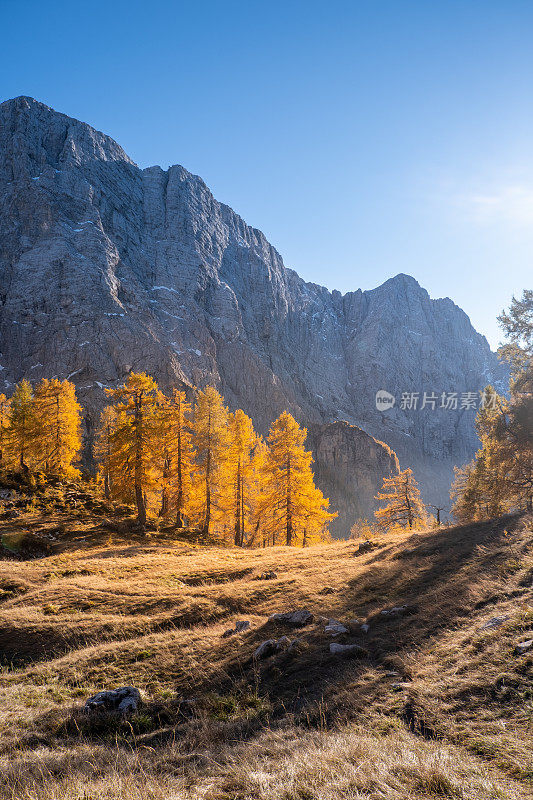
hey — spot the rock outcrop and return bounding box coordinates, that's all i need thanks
[0,96,507,533]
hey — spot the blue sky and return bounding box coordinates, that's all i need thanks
[2,0,532,349]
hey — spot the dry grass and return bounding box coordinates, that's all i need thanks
[0,497,532,799]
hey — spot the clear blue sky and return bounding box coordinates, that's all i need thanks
[2,0,532,349]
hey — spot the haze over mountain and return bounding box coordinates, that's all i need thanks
[0,96,506,534]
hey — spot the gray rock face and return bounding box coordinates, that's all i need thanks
[0,97,507,531]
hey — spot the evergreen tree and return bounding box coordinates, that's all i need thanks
[104,373,160,528]
[374,468,426,530]
[190,387,229,535]
[32,378,82,477]
[261,412,335,546]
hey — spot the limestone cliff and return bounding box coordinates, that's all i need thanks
[0,97,506,534]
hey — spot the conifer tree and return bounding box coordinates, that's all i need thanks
[157,389,195,525]
[261,412,335,546]
[94,405,117,499]
[374,468,425,530]
[190,387,229,535]
[7,380,36,472]
[0,394,10,467]
[32,378,82,477]
[104,373,160,528]
[226,408,257,546]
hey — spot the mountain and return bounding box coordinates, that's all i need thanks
[0,96,506,534]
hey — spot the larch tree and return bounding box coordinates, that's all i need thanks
[94,405,117,499]
[374,468,426,530]
[0,394,10,467]
[158,389,195,525]
[32,378,82,477]
[261,412,335,546]
[190,387,229,536]
[7,380,36,472]
[104,373,160,529]
[226,408,258,546]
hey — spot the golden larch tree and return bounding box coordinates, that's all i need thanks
[262,412,335,546]
[158,389,195,525]
[190,387,229,536]
[374,468,425,530]
[32,378,82,477]
[104,373,160,529]
[6,379,36,472]
[94,405,117,499]
[225,408,258,546]
[0,394,10,467]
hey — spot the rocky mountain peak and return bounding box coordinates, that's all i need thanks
[0,97,507,533]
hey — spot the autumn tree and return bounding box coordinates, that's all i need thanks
[261,412,335,546]
[6,380,36,472]
[225,409,258,546]
[0,394,10,467]
[452,291,533,520]
[158,389,195,525]
[104,373,160,528]
[374,468,426,530]
[32,379,82,477]
[94,405,117,499]
[190,387,229,536]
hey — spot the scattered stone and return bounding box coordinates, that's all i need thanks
[254,636,294,660]
[320,586,335,595]
[356,541,375,554]
[361,623,370,634]
[222,620,251,637]
[258,571,277,580]
[381,605,408,615]
[480,616,509,630]
[391,682,411,691]
[324,619,349,636]
[386,671,400,677]
[254,639,278,660]
[84,686,141,715]
[288,638,303,654]
[329,643,367,658]
[514,639,533,655]
[268,609,314,627]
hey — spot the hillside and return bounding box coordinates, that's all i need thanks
[0,96,507,517]
[0,494,531,799]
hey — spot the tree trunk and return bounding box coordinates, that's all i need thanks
[160,452,170,517]
[286,454,293,546]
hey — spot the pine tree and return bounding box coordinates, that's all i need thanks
[261,412,335,546]
[7,380,36,472]
[32,379,82,477]
[190,387,229,535]
[374,468,426,530]
[104,373,160,528]
[157,389,195,525]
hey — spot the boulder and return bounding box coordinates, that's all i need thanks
[268,609,314,627]
[330,643,367,658]
[84,686,141,715]
[254,636,295,660]
[235,620,251,632]
[361,623,370,634]
[324,619,349,636]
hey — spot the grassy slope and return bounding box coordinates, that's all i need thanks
[0,498,531,800]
